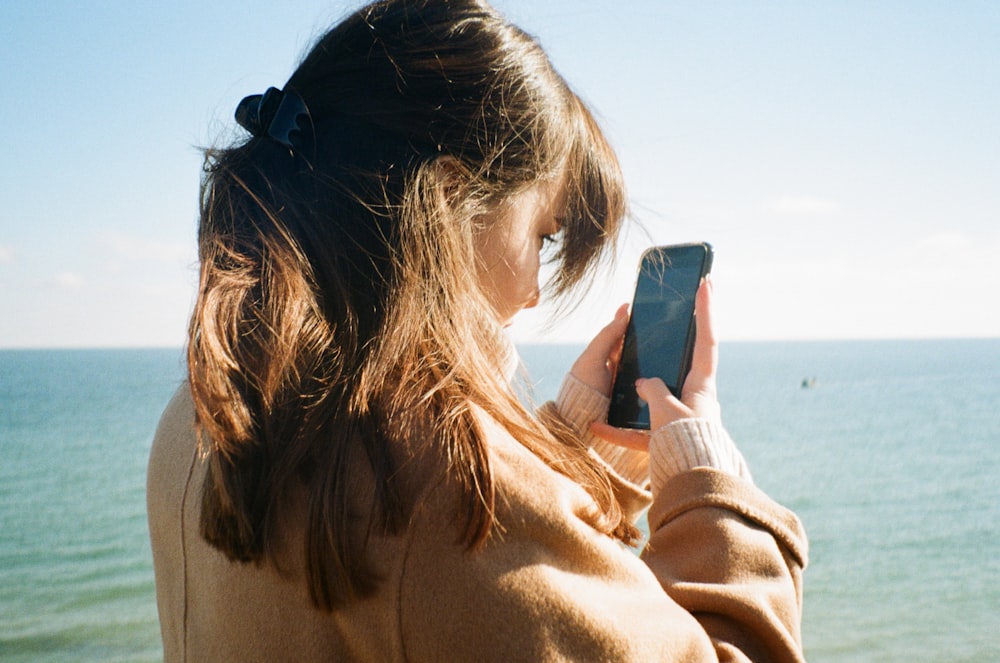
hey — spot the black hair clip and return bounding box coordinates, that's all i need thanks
[235,87,311,151]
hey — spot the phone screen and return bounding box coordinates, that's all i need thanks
[607,243,713,429]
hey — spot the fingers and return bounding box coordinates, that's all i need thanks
[686,277,718,388]
[587,303,629,358]
[636,377,692,430]
[569,303,629,395]
[589,421,651,452]
[670,278,723,421]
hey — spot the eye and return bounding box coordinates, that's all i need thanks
[539,232,560,263]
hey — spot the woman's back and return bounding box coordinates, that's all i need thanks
[150,383,756,662]
[148,385,405,660]
[150,380,807,661]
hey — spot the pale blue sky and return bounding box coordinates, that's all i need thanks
[1,1,997,347]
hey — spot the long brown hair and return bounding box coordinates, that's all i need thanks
[189,0,630,610]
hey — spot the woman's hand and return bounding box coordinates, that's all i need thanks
[569,303,630,397]
[590,277,721,451]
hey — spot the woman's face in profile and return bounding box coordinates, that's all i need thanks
[475,180,564,326]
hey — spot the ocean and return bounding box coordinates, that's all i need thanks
[1,340,998,661]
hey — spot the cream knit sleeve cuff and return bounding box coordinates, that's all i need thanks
[649,418,752,495]
[555,373,609,436]
[555,374,650,489]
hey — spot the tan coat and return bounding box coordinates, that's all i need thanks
[148,384,807,661]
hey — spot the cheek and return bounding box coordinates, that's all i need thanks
[485,240,541,322]
[510,241,541,294]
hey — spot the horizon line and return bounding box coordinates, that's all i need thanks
[2,335,999,351]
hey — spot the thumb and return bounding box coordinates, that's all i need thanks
[636,377,693,430]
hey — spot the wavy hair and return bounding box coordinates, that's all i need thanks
[189,0,630,610]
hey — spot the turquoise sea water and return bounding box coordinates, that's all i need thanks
[1,340,998,661]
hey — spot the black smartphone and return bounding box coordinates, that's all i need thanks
[606,242,714,429]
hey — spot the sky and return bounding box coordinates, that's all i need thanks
[1,1,998,347]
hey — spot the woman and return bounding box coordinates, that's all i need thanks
[147,0,807,660]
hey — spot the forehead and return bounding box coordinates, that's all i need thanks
[505,175,567,217]
[501,179,564,228]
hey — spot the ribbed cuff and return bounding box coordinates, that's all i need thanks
[555,373,610,436]
[555,374,650,489]
[649,418,752,494]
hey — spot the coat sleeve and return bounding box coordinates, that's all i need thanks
[396,414,807,662]
[644,469,808,662]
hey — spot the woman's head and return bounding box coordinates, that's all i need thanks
[190,0,632,609]
[231,0,620,317]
